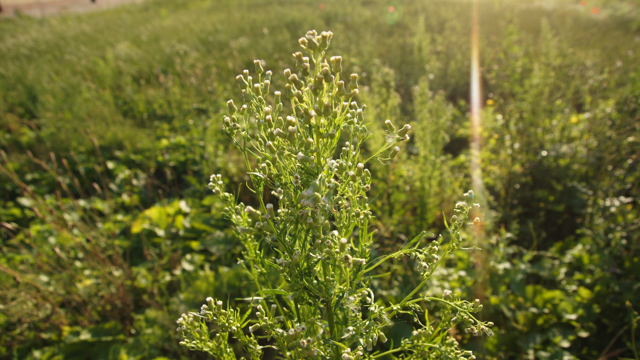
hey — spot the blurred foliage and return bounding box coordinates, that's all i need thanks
[0,0,639,359]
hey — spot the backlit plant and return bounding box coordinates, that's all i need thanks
[177,30,492,359]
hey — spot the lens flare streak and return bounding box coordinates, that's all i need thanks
[470,0,483,198]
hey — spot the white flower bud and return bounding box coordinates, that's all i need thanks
[389,146,401,159]
[249,324,261,333]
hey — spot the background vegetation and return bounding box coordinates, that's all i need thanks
[0,0,638,359]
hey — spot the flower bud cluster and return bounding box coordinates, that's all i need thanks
[298,30,333,53]
[410,239,440,276]
[341,347,365,360]
[464,322,494,337]
[446,192,477,250]
[402,328,479,360]
[207,174,223,193]
[176,298,260,356]
[385,119,412,143]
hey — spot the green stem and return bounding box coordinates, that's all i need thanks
[322,263,336,333]
[321,261,338,358]
[388,278,429,319]
[372,347,405,359]
[404,297,482,324]
[386,241,456,319]
[326,299,336,339]
[363,141,395,164]
[361,250,412,275]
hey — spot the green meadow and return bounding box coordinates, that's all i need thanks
[0,0,639,359]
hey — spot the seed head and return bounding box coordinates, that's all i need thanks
[249,324,261,333]
[330,56,343,73]
[398,124,412,137]
[389,146,401,159]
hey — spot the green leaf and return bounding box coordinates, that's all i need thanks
[240,307,252,326]
[257,289,289,296]
[131,218,144,234]
[143,206,168,229]
[191,221,217,232]
[577,286,593,302]
[174,214,185,229]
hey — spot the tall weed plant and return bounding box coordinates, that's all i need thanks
[177,31,491,359]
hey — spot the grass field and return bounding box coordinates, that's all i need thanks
[0,0,639,359]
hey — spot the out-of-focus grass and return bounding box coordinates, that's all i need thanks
[1,0,639,359]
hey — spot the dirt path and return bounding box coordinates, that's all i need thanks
[0,0,143,17]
